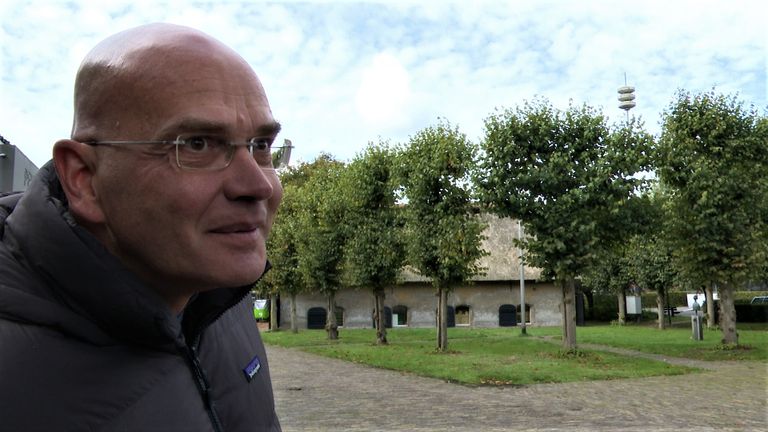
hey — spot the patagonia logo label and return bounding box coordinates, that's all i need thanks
[243,355,261,382]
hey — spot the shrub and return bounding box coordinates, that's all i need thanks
[640,291,687,307]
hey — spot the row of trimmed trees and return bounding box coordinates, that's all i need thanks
[259,89,767,349]
[258,124,487,351]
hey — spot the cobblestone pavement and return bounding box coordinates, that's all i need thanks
[267,343,767,432]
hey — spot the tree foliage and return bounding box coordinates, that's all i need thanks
[259,181,304,332]
[625,188,678,329]
[580,245,634,297]
[580,243,634,324]
[477,99,654,348]
[260,89,766,346]
[292,154,348,339]
[626,189,677,296]
[657,90,768,344]
[396,120,487,351]
[339,142,405,344]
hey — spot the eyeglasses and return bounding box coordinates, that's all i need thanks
[84,135,293,171]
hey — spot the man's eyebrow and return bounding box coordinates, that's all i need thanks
[156,119,282,138]
[255,120,282,137]
[158,118,227,137]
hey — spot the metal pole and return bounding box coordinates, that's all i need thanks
[519,220,526,335]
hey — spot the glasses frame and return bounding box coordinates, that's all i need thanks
[83,137,293,171]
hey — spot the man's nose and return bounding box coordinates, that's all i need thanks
[223,145,275,201]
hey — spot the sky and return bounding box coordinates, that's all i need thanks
[1,0,766,168]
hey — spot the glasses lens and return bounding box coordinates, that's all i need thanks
[175,136,291,170]
[176,136,231,169]
[248,137,276,169]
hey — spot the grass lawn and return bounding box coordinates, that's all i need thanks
[262,327,704,386]
[563,321,768,361]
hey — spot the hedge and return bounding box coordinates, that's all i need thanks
[638,290,768,306]
[735,290,768,304]
[734,304,768,322]
[585,291,768,323]
[640,291,687,307]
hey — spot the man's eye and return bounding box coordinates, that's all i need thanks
[184,137,211,152]
[179,136,227,152]
[248,137,273,151]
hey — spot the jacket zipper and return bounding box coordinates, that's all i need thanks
[186,345,224,432]
[183,286,256,432]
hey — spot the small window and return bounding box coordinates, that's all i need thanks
[335,306,344,328]
[499,304,517,327]
[392,305,408,326]
[516,304,532,324]
[307,307,326,329]
[455,305,471,326]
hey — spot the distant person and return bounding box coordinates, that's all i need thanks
[0,23,288,431]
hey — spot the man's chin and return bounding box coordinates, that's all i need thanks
[218,260,267,287]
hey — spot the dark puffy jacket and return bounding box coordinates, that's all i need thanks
[0,162,281,432]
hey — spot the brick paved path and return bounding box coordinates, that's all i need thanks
[267,344,767,432]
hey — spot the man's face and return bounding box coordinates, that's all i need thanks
[88,41,282,305]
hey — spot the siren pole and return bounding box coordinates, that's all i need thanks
[617,73,636,123]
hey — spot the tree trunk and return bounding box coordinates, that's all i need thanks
[436,286,448,352]
[562,279,577,350]
[718,282,738,345]
[616,288,626,325]
[374,288,388,345]
[269,293,279,331]
[326,292,339,340]
[705,284,716,329]
[435,290,441,349]
[656,289,666,330]
[290,292,298,334]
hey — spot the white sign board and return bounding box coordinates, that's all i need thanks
[626,296,642,314]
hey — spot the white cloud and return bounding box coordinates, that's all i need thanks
[355,53,412,129]
[0,0,765,168]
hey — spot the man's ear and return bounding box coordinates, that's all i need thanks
[52,139,106,225]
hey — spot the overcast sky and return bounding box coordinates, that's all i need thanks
[1,0,766,168]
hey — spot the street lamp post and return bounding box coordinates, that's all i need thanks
[518,220,526,335]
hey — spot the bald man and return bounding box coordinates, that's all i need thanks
[0,24,285,431]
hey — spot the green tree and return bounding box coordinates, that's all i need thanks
[260,158,340,333]
[658,90,768,345]
[477,99,653,349]
[258,181,304,333]
[625,188,678,330]
[580,244,634,325]
[339,142,405,345]
[396,121,487,352]
[293,154,348,340]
